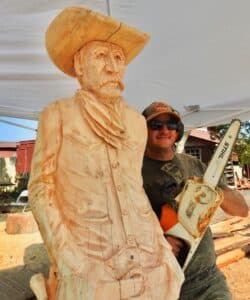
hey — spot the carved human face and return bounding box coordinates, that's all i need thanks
[74,41,126,100]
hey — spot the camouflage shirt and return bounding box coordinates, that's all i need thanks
[142,153,217,279]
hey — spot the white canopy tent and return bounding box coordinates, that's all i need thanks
[0,0,250,131]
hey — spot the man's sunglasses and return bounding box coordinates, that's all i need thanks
[148,119,179,131]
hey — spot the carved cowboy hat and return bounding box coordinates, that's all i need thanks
[45,6,150,77]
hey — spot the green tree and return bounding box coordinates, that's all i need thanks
[208,121,250,166]
[234,138,250,166]
[0,158,11,184]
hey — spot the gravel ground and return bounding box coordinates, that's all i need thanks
[0,209,249,300]
[222,256,250,300]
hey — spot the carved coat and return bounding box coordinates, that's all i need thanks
[28,90,184,300]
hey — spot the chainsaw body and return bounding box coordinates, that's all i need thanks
[176,178,222,238]
[163,119,241,270]
[165,178,222,270]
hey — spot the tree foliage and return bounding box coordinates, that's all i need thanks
[0,158,11,184]
[234,138,250,166]
[208,121,250,166]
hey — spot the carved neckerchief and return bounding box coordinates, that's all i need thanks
[75,89,127,149]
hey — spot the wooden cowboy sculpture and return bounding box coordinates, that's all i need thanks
[28,6,184,300]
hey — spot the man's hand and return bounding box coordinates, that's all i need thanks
[164,234,184,257]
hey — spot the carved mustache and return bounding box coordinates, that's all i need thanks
[99,79,124,90]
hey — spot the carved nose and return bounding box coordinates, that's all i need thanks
[105,54,118,73]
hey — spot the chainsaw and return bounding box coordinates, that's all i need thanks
[160,119,241,270]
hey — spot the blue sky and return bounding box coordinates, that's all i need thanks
[0,117,37,142]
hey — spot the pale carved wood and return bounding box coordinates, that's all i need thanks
[28,11,184,299]
[216,245,250,268]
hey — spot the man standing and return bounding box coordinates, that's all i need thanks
[142,101,248,300]
[28,7,184,300]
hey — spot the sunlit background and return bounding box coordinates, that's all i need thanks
[0,117,37,142]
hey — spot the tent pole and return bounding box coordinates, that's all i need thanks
[0,118,36,132]
[106,0,111,16]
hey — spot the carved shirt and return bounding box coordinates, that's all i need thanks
[28,91,184,299]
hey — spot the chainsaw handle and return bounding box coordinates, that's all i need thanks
[159,204,178,232]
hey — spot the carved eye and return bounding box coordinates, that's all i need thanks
[96,52,105,59]
[115,54,122,61]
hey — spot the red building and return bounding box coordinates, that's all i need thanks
[0,140,35,184]
[0,142,17,158]
[16,140,35,174]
